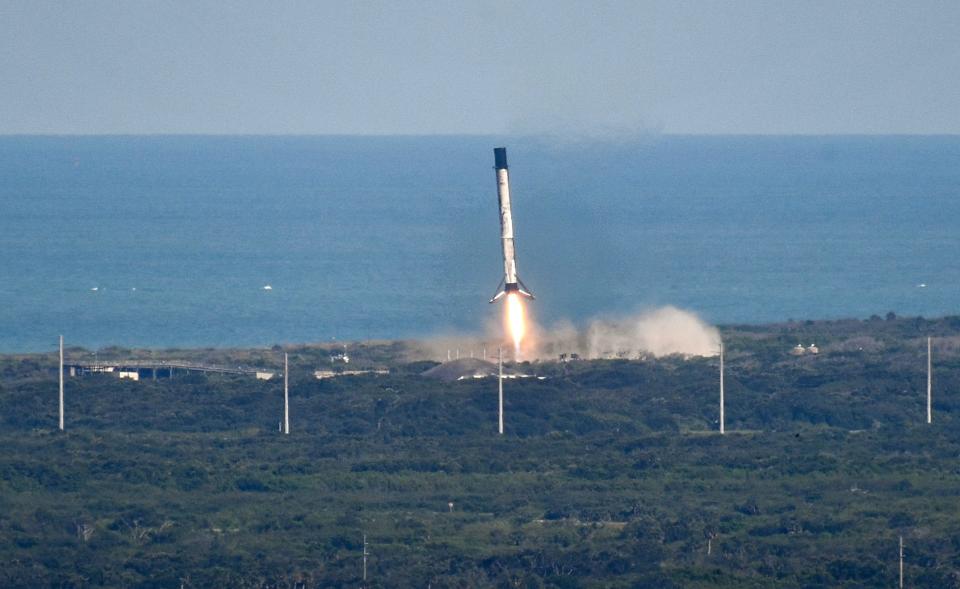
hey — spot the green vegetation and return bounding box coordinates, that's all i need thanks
[1,316,960,587]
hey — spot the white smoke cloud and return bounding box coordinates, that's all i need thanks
[588,306,720,358]
[418,306,720,362]
[529,306,720,360]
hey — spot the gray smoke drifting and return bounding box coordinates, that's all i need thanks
[531,306,721,360]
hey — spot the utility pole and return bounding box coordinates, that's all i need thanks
[899,535,904,588]
[927,337,932,424]
[498,346,504,435]
[283,353,290,435]
[719,341,725,435]
[362,533,368,584]
[59,335,64,431]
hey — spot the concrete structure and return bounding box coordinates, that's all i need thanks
[65,360,275,381]
[314,369,388,380]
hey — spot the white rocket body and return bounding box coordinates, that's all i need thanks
[490,147,534,303]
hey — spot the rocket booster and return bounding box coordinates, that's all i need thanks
[490,147,534,303]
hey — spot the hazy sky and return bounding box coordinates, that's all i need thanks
[2,1,959,135]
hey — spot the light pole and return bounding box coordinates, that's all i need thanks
[719,341,725,435]
[59,335,64,431]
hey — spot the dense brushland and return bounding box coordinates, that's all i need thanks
[2,315,960,587]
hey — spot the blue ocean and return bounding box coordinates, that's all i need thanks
[1,135,958,352]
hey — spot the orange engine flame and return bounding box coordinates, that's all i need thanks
[505,292,526,359]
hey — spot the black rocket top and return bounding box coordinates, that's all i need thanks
[494,147,508,170]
